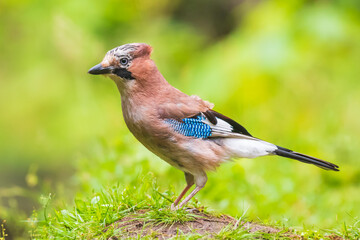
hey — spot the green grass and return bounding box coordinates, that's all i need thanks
[29,175,200,239]
[1,1,360,238]
[28,175,359,239]
[0,221,7,240]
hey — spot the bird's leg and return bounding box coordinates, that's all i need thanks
[171,172,194,210]
[175,172,207,210]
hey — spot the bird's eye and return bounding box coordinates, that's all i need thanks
[120,58,129,66]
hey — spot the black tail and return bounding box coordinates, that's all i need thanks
[274,146,339,171]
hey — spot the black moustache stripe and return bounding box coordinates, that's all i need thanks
[113,68,135,80]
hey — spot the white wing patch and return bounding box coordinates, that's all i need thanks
[200,113,255,140]
[200,112,277,158]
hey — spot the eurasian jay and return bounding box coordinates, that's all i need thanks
[88,43,339,210]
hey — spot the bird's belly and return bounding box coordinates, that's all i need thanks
[127,122,227,173]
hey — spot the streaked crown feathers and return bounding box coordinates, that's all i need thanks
[107,43,152,59]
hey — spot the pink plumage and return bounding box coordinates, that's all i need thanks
[88,43,339,210]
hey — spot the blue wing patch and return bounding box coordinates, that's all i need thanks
[165,115,212,138]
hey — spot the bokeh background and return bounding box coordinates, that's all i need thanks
[1,0,360,238]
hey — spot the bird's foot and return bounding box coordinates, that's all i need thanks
[184,207,198,213]
[170,204,197,213]
[170,203,178,211]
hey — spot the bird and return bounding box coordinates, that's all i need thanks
[88,43,339,210]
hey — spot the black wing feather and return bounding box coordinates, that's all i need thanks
[204,110,253,137]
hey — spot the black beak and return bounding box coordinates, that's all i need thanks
[88,63,112,75]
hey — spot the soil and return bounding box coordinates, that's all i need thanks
[104,209,298,239]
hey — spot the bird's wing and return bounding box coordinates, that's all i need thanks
[164,109,257,140]
[157,94,214,120]
[202,110,253,137]
[163,109,340,171]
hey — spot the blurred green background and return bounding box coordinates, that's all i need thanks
[1,0,360,238]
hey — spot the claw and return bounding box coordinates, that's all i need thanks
[170,203,178,211]
[185,208,198,213]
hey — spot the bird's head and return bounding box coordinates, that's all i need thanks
[88,43,156,89]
